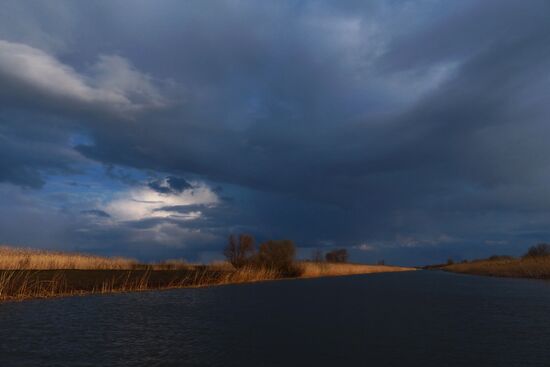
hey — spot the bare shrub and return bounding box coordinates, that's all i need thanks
[257,240,301,276]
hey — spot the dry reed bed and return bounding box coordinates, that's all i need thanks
[445,257,550,279]
[301,262,415,278]
[0,246,137,270]
[0,266,288,301]
[0,263,415,302]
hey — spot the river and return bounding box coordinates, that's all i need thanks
[1,270,549,366]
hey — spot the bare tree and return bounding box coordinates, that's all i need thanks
[223,234,256,268]
[311,249,324,263]
[325,249,348,263]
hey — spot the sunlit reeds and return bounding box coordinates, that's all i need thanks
[0,267,283,301]
[0,271,68,299]
[445,256,550,279]
[301,262,415,278]
[0,246,137,270]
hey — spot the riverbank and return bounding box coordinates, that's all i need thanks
[443,256,550,279]
[0,259,415,302]
[300,261,413,278]
[0,266,268,301]
[0,265,414,302]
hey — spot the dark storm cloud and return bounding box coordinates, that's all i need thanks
[154,204,204,214]
[81,209,111,218]
[0,111,84,188]
[148,176,193,195]
[1,0,550,263]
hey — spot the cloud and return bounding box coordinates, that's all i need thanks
[0,39,167,116]
[354,243,376,252]
[103,179,218,221]
[80,209,111,218]
[148,176,193,195]
[0,38,170,188]
[1,1,550,264]
[0,119,86,188]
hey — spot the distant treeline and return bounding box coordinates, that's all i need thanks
[223,234,350,276]
[311,248,349,263]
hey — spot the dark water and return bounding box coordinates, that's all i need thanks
[1,270,550,367]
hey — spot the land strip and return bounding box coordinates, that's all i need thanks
[443,256,550,279]
[0,246,414,301]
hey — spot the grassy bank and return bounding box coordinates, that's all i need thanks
[300,261,414,278]
[0,246,414,301]
[444,256,550,279]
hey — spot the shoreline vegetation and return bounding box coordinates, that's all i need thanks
[437,243,550,280]
[0,244,414,302]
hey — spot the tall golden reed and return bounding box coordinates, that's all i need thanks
[300,261,415,277]
[445,256,550,279]
[0,246,137,270]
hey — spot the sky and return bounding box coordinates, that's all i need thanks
[1,0,549,265]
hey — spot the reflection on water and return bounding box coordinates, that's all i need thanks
[1,271,550,367]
